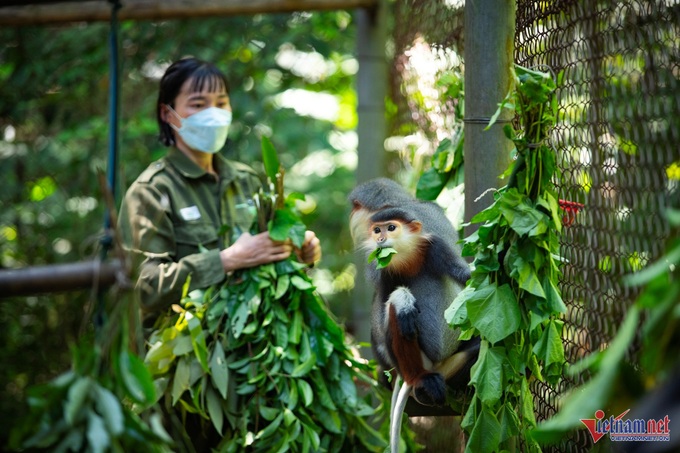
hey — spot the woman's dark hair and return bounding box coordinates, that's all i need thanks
[157,57,230,146]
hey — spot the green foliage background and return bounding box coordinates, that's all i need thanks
[0,12,363,447]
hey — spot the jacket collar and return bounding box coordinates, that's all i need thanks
[166,147,237,183]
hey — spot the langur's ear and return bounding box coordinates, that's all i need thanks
[408,220,423,234]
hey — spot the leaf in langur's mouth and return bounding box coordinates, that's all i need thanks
[368,247,398,269]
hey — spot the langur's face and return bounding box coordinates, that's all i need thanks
[370,222,402,247]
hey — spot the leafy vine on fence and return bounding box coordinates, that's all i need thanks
[446,65,565,453]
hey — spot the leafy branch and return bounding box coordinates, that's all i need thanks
[9,290,172,452]
[143,138,390,452]
[446,65,565,453]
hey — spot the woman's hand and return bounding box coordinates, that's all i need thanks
[220,231,293,273]
[295,230,322,266]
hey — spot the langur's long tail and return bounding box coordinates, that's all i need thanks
[390,380,412,453]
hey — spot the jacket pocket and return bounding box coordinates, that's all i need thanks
[174,221,219,259]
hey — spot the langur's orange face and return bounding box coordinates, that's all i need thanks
[370,222,403,247]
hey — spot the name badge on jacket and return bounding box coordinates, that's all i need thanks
[180,205,201,221]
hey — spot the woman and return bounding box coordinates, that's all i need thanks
[118,57,321,321]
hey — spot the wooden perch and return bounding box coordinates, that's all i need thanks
[0,259,126,297]
[0,0,378,26]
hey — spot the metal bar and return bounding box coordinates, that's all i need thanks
[463,0,516,237]
[0,0,379,26]
[0,260,124,297]
[352,1,387,352]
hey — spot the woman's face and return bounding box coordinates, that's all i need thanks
[162,76,231,137]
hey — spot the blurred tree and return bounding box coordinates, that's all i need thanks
[0,11,363,447]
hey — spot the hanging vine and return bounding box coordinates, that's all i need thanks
[446,65,566,453]
[10,282,172,452]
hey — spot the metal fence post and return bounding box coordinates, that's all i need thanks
[353,0,387,350]
[463,0,516,236]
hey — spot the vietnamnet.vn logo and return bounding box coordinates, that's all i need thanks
[580,409,671,443]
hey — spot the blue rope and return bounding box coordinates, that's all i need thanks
[104,0,121,239]
[96,0,122,332]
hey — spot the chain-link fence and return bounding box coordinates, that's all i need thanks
[392,1,679,451]
[516,1,679,451]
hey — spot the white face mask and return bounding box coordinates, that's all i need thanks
[167,106,232,154]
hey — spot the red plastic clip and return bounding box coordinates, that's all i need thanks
[558,199,584,227]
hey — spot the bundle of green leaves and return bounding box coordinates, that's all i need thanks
[143,138,390,452]
[10,299,172,453]
[446,65,566,453]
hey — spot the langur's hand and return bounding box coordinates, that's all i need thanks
[295,230,322,266]
[220,232,293,273]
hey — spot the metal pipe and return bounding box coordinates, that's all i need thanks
[0,0,380,26]
[0,260,125,297]
[463,0,516,237]
[353,1,387,349]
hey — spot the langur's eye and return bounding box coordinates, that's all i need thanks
[387,224,397,232]
[373,227,381,234]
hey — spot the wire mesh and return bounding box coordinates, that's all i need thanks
[516,1,680,451]
[393,0,679,451]
[389,0,465,142]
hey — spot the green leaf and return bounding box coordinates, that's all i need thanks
[274,274,290,299]
[210,341,229,399]
[469,342,505,405]
[148,412,173,444]
[65,376,91,425]
[291,351,317,377]
[206,385,224,435]
[186,312,210,373]
[260,406,279,421]
[461,394,478,431]
[291,274,313,291]
[172,335,194,356]
[86,412,109,453]
[311,371,337,410]
[315,405,343,434]
[465,405,501,453]
[445,285,473,327]
[93,384,124,436]
[543,276,567,313]
[261,136,281,183]
[337,365,358,408]
[498,403,520,443]
[269,208,306,248]
[520,377,537,428]
[172,356,191,405]
[415,167,448,201]
[231,300,249,339]
[466,283,521,344]
[470,203,501,224]
[517,261,546,298]
[289,310,303,345]
[498,189,544,235]
[297,379,314,407]
[256,413,283,440]
[532,319,565,373]
[120,350,156,405]
[367,247,397,269]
